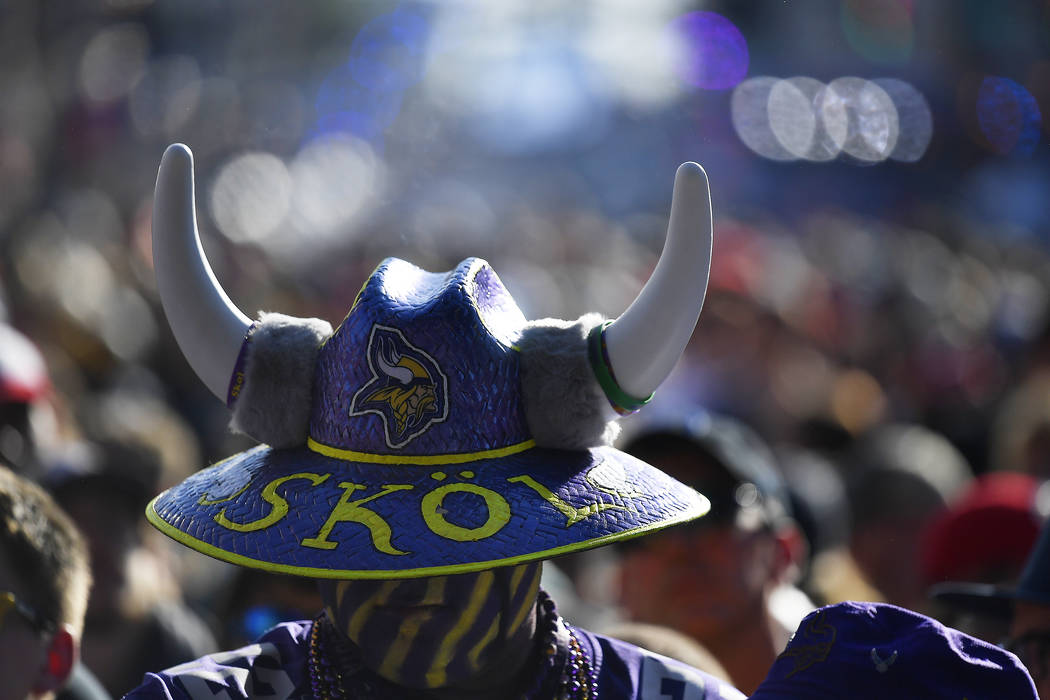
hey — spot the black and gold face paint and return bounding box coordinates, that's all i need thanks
[318,562,542,690]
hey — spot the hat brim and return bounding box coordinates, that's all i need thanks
[928,582,1016,619]
[147,443,709,579]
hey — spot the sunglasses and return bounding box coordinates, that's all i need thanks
[1004,631,1050,684]
[0,591,54,636]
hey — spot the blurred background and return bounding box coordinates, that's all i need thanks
[2,0,1050,694]
[3,0,1050,459]
[3,0,1049,464]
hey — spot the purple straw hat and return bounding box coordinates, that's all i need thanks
[146,144,715,579]
[750,601,1037,699]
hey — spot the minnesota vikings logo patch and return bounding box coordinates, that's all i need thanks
[780,609,837,679]
[350,325,449,448]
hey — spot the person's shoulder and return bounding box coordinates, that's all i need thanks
[577,627,747,700]
[121,621,313,700]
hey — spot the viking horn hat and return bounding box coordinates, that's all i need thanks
[147,143,715,579]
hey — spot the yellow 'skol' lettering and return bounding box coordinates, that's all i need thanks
[301,482,413,555]
[198,480,251,506]
[507,474,625,526]
[213,472,330,532]
[420,483,511,542]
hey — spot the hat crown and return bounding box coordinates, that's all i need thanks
[309,257,532,458]
[750,601,1037,699]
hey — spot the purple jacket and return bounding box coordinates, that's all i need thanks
[123,620,745,700]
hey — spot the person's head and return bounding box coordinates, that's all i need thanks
[749,601,1037,699]
[1003,600,1050,700]
[846,423,973,610]
[929,516,1050,698]
[617,412,805,641]
[144,144,716,688]
[43,439,161,622]
[0,463,91,700]
[991,370,1050,479]
[920,471,1045,591]
[0,323,51,480]
[1008,600,1050,700]
[1007,521,1050,698]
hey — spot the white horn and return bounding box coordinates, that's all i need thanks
[602,161,712,399]
[375,340,413,385]
[152,143,252,401]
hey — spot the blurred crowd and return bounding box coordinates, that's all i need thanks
[2,0,1050,697]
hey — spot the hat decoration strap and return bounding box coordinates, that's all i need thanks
[587,321,653,415]
[225,321,258,407]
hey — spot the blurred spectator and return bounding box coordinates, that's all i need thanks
[749,601,1037,699]
[929,518,1050,698]
[0,322,52,479]
[918,471,1048,646]
[43,440,217,697]
[920,471,1047,589]
[616,411,813,694]
[0,462,108,700]
[773,445,851,605]
[843,423,973,613]
[68,388,240,618]
[991,370,1050,479]
[539,554,624,634]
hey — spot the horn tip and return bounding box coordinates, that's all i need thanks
[675,161,708,184]
[162,142,194,167]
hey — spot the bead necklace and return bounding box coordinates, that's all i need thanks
[307,589,596,700]
[520,590,597,700]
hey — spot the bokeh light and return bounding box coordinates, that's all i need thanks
[769,77,844,162]
[469,44,604,154]
[422,1,689,155]
[977,76,1042,156]
[313,5,430,145]
[210,152,291,244]
[55,189,124,248]
[732,74,925,164]
[78,23,150,104]
[579,10,682,108]
[98,285,156,361]
[290,133,384,237]
[821,77,899,162]
[874,78,932,161]
[670,11,749,90]
[767,79,818,159]
[731,77,796,162]
[315,64,406,143]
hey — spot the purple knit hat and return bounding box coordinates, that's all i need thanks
[750,601,1036,700]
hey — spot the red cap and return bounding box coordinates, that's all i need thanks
[920,471,1043,586]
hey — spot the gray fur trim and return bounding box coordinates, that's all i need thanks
[230,312,332,448]
[518,312,620,449]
